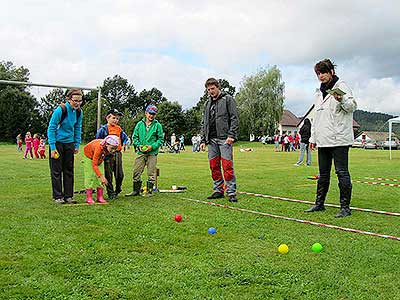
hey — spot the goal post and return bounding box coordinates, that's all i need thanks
[0,79,102,129]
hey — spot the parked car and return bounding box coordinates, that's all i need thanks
[352,139,364,148]
[364,139,377,149]
[381,138,399,150]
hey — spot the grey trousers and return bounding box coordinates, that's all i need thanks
[208,138,237,195]
[133,154,157,183]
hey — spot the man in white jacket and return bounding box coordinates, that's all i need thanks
[306,59,357,218]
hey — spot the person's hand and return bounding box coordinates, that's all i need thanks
[51,150,59,159]
[145,145,152,152]
[310,143,316,150]
[200,143,206,151]
[100,175,108,186]
[225,137,235,145]
[333,93,343,102]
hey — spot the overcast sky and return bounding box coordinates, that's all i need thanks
[1,0,399,116]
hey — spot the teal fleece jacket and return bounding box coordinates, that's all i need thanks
[132,118,164,155]
[47,102,83,151]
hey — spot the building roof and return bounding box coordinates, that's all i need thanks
[356,131,397,141]
[280,110,300,127]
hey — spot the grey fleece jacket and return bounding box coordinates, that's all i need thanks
[201,92,239,143]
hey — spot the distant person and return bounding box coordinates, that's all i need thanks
[125,136,131,151]
[170,133,176,147]
[48,88,83,204]
[273,132,280,151]
[125,104,164,197]
[16,134,22,151]
[23,132,34,159]
[39,138,46,159]
[294,118,312,166]
[191,134,198,152]
[95,109,128,199]
[179,135,185,151]
[305,59,357,218]
[200,78,239,202]
[33,134,40,158]
[83,135,120,204]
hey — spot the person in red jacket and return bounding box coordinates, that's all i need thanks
[33,134,40,158]
[23,132,34,159]
[83,135,120,204]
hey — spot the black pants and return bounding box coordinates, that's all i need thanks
[316,146,352,206]
[49,142,75,200]
[104,151,124,196]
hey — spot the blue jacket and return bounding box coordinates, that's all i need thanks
[95,124,129,146]
[47,102,83,151]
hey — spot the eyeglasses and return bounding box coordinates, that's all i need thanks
[71,98,83,103]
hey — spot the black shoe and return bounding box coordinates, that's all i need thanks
[228,195,238,202]
[335,208,351,218]
[64,197,77,204]
[304,205,325,212]
[54,198,65,204]
[207,192,224,199]
[108,193,117,200]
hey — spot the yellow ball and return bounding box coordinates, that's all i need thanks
[54,153,59,159]
[278,244,289,254]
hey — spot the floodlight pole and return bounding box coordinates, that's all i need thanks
[0,79,102,129]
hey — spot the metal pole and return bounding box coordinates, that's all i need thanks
[0,79,97,91]
[389,121,392,160]
[97,87,102,129]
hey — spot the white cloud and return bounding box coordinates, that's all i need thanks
[1,0,399,114]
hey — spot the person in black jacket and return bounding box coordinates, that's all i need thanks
[200,78,239,202]
[294,118,312,166]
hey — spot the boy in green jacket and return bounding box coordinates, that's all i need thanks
[125,104,164,197]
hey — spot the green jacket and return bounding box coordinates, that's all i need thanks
[132,118,164,155]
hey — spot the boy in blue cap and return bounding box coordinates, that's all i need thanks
[125,104,164,197]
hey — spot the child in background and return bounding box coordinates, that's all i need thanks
[83,135,120,205]
[33,134,40,158]
[16,134,23,151]
[39,138,46,159]
[23,132,34,159]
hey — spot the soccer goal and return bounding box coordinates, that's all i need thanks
[0,79,103,128]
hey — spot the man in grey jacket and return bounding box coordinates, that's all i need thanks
[306,59,357,218]
[200,78,239,202]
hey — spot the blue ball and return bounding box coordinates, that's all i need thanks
[208,227,217,234]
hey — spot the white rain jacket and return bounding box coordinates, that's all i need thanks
[310,80,357,147]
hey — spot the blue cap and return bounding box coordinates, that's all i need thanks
[145,104,157,114]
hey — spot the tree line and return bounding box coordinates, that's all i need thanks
[0,61,285,143]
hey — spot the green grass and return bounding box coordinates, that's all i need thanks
[0,144,399,299]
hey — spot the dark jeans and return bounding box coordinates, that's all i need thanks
[104,151,124,196]
[316,146,352,206]
[49,142,75,200]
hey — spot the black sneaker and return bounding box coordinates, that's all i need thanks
[304,205,325,212]
[54,198,65,204]
[108,193,117,200]
[64,197,77,204]
[335,208,351,218]
[228,195,238,202]
[207,192,224,199]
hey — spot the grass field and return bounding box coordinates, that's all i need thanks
[0,143,399,299]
